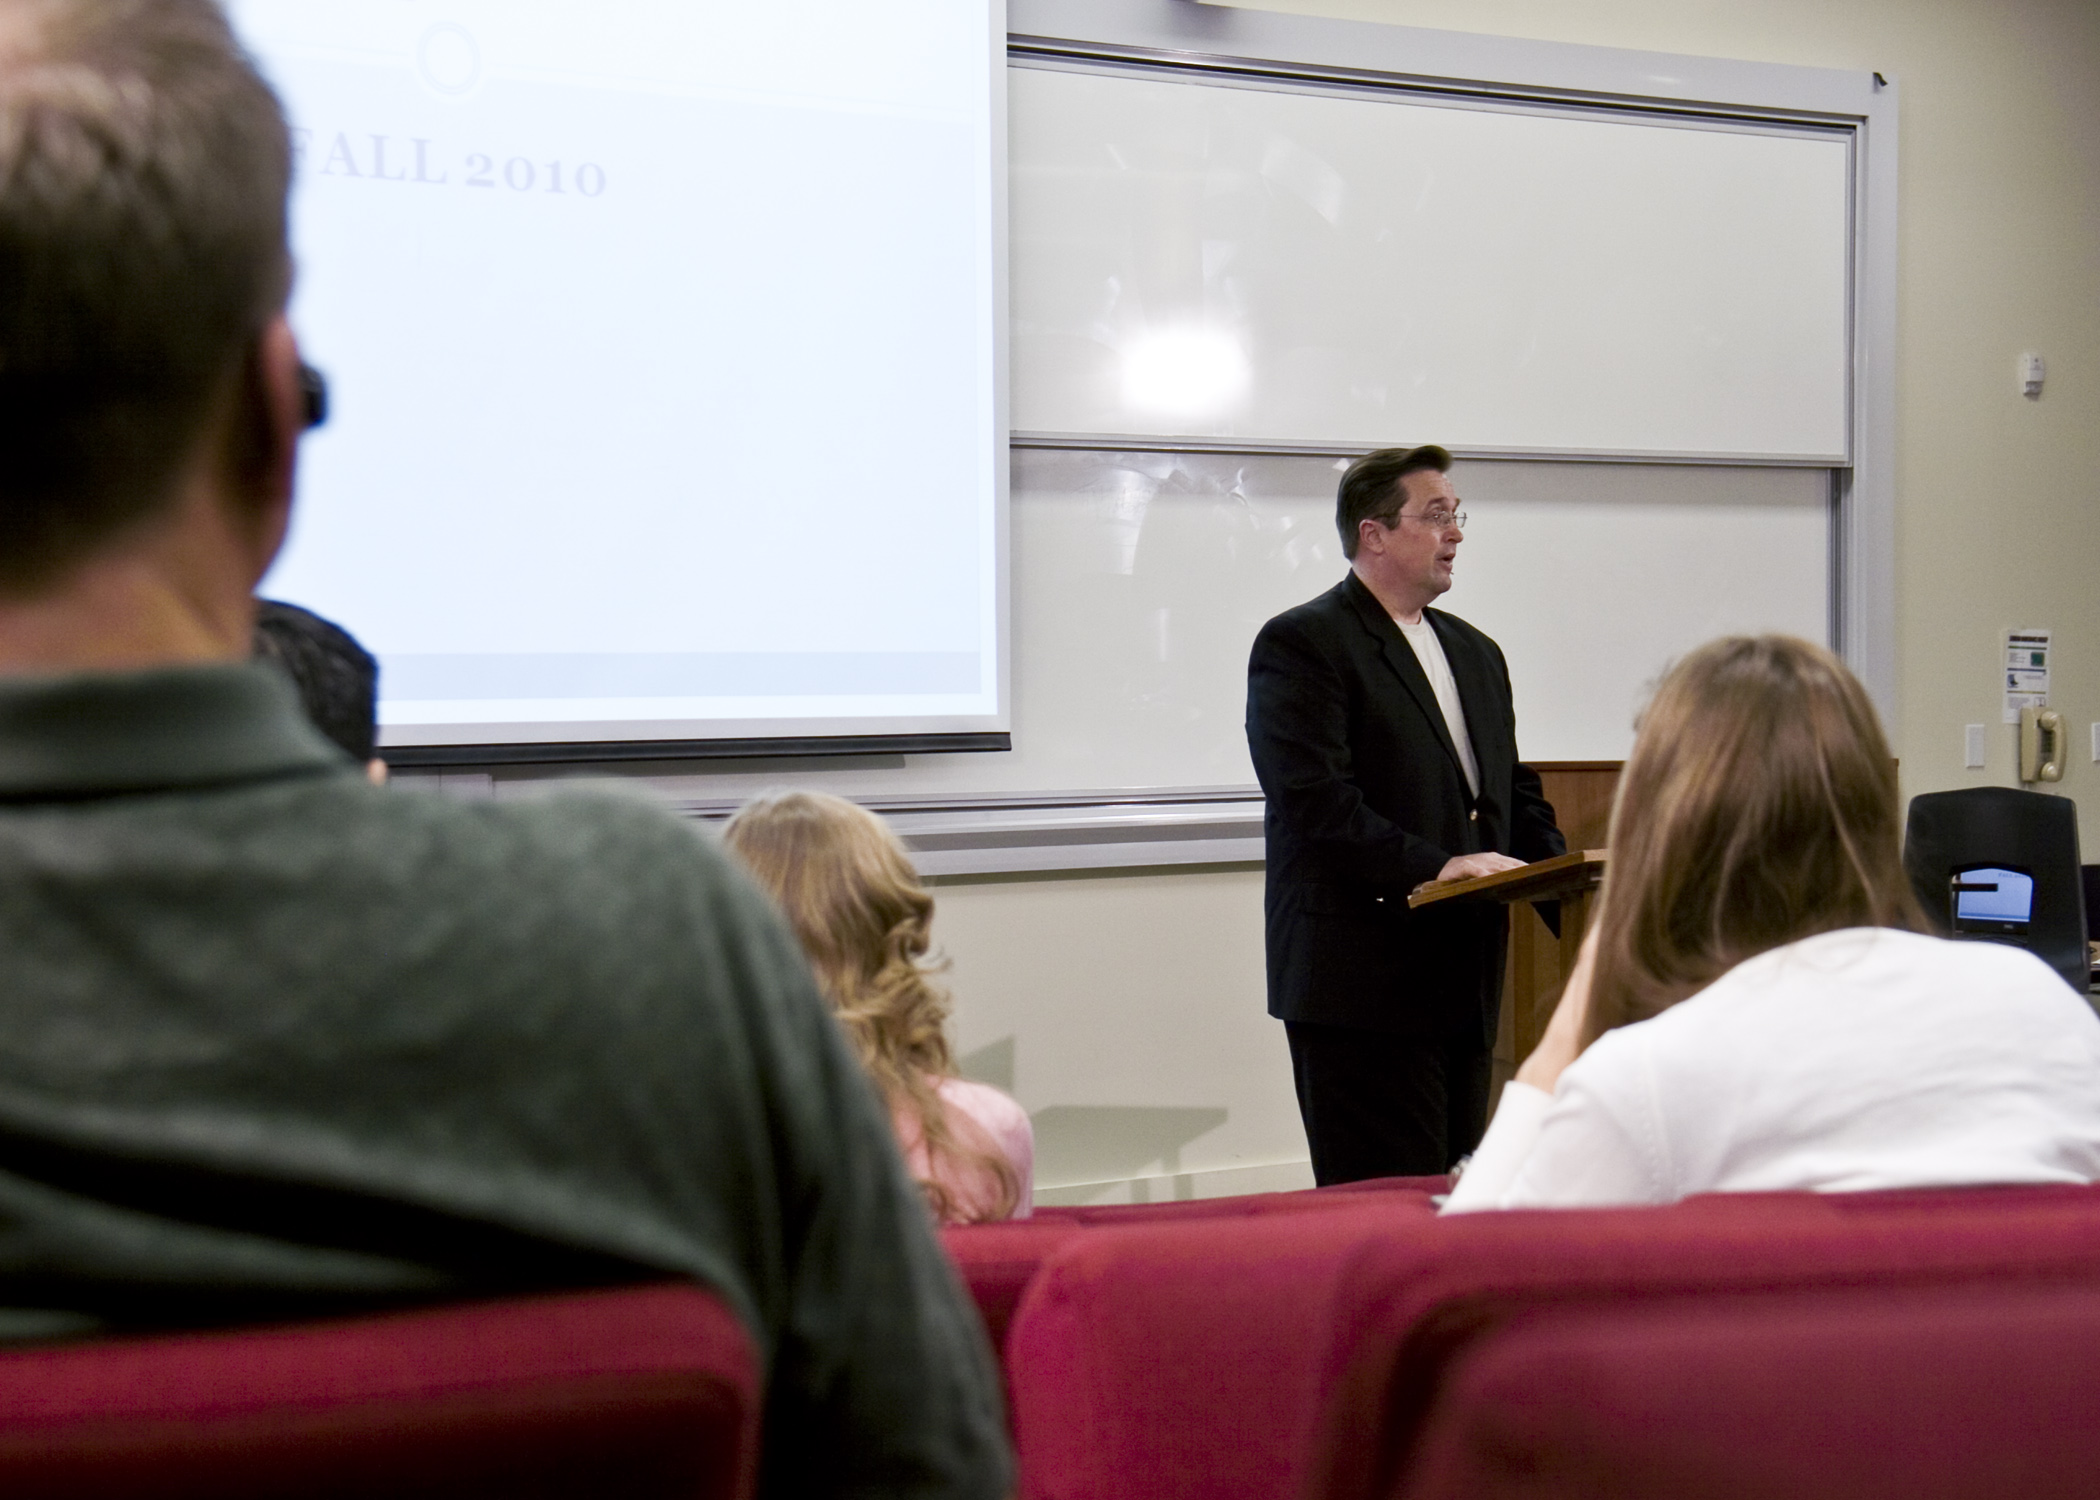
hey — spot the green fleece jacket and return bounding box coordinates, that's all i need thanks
[0,662,1010,1500]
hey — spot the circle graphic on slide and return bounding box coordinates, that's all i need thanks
[417,24,480,97]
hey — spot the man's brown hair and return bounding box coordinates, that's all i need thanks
[1335,444,1451,560]
[1580,634,1924,1047]
[0,0,290,590]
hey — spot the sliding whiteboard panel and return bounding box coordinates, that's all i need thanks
[1011,63,1851,459]
[621,454,1829,808]
[1001,453,1830,779]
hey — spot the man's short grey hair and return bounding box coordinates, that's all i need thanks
[0,0,290,589]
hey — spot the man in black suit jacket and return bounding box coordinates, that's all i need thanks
[1246,446,1563,1183]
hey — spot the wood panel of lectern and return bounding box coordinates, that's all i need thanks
[1409,849,1610,1064]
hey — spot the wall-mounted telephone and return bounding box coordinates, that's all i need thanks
[2019,705,2065,783]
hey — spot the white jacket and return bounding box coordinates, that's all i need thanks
[1444,927,2100,1213]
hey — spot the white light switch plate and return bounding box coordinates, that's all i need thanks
[1965,724,1986,768]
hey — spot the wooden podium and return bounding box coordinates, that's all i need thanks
[1409,849,1609,1061]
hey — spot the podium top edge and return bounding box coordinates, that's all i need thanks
[1406,848,1609,909]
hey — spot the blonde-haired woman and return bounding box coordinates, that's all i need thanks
[1446,634,2100,1212]
[723,790,1031,1224]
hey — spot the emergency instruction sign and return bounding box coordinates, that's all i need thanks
[2004,628,2051,723]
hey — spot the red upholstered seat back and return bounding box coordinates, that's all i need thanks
[1403,1284,2100,1500]
[941,1218,1092,1354]
[0,1282,758,1500]
[1027,1177,1451,1226]
[1307,1184,2100,1500]
[939,1179,1446,1357]
[1005,1197,1440,1500]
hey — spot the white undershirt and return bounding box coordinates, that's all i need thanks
[1394,614,1479,797]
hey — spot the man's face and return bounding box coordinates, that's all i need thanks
[1362,468,1462,607]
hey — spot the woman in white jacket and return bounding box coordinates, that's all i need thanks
[1444,634,2100,1213]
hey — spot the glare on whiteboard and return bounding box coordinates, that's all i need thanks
[1120,326,1252,422]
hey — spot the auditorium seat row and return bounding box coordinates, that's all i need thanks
[957,1177,2100,1500]
[0,1281,758,1499]
[937,1175,1448,1353]
[0,1178,1436,1498]
[10,1175,2100,1498]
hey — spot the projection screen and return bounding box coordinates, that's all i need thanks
[231,1,1008,756]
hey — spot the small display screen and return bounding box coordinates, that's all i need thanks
[1954,866,2034,926]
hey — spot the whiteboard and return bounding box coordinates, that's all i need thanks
[1010,62,1852,459]
[994,452,1829,777]
[607,453,1829,807]
[445,23,1860,809]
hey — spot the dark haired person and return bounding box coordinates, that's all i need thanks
[1246,445,1564,1184]
[253,598,385,781]
[0,4,1008,1496]
[1446,636,2100,1210]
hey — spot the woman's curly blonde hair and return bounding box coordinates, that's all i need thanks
[722,789,1020,1223]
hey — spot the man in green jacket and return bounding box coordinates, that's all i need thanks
[0,4,1010,1496]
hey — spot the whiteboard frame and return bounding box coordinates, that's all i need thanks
[1005,0,1899,723]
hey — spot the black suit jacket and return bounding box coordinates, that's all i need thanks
[1245,573,1564,1042]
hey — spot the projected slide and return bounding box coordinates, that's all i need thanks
[232,1,1004,749]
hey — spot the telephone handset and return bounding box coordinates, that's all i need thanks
[2018,705,2065,783]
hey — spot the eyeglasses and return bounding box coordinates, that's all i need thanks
[1386,508,1466,532]
[298,362,329,429]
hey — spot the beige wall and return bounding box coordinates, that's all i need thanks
[932,865,1313,1202]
